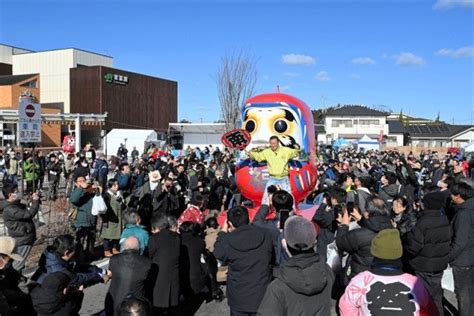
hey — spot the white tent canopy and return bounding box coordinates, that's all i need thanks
[356,135,380,152]
[106,129,160,157]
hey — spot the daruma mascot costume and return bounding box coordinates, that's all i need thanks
[62,134,75,153]
[236,93,317,207]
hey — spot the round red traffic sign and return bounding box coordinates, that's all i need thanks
[25,104,35,118]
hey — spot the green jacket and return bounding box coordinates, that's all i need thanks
[70,187,96,228]
[250,146,300,178]
[100,191,125,240]
[23,160,40,181]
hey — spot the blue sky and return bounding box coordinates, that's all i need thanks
[1,0,473,124]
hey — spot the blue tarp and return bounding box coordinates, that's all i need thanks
[333,137,350,148]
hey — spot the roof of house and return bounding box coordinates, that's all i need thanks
[0,74,37,86]
[388,120,406,134]
[405,124,472,139]
[324,105,389,117]
[169,123,226,134]
[314,124,326,133]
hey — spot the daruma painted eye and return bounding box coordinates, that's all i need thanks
[274,119,288,133]
[245,120,256,133]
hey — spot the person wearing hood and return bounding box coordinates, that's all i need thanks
[447,182,474,316]
[339,229,439,316]
[378,171,402,209]
[336,197,393,280]
[100,179,126,257]
[2,183,40,272]
[214,206,274,315]
[257,216,334,316]
[404,188,452,315]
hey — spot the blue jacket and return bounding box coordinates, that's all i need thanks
[93,159,108,181]
[70,187,96,228]
[36,248,103,286]
[120,224,149,254]
[116,172,131,191]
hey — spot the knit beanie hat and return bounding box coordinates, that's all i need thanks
[422,191,446,210]
[371,229,403,260]
[284,216,316,251]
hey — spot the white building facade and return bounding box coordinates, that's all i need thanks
[11,48,113,112]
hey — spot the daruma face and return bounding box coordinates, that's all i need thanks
[236,93,317,206]
[242,106,304,150]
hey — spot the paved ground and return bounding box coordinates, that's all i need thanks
[79,260,457,316]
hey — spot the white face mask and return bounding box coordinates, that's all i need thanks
[150,181,159,191]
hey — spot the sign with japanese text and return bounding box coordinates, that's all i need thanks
[221,129,251,150]
[19,99,41,143]
[104,73,129,85]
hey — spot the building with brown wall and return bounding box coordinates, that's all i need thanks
[0,74,61,146]
[70,66,177,133]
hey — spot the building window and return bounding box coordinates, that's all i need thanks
[359,119,379,126]
[331,119,353,128]
[21,79,37,88]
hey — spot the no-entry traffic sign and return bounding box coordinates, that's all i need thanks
[25,104,36,118]
[19,99,41,143]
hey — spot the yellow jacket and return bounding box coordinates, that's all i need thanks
[249,146,300,179]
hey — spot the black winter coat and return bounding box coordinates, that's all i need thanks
[392,210,418,237]
[148,230,181,308]
[312,203,336,259]
[0,261,33,315]
[105,249,151,315]
[180,232,208,295]
[257,253,334,316]
[448,198,474,267]
[3,199,40,246]
[46,161,62,182]
[31,270,82,316]
[214,225,274,313]
[336,215,393,277]
[405,209,452,273]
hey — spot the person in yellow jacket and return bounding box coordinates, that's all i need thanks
[247,136,301,205]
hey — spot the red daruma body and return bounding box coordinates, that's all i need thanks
[235,93,317,206]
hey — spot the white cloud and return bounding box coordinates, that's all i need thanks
[315,71,330,81]
[352,57,376,65]
[433,0,474,10]
[278,85,290,91]
[282,54,315,65]
[435,46,474,58]
[350,73,361,80]
[395,52,426,67]
[262,75,270,80]
[283,72,301,77]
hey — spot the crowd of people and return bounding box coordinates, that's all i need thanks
[0,139,473,316]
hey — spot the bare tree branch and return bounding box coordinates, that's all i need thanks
[217,50,258,131]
